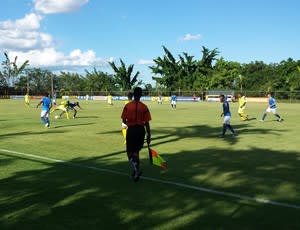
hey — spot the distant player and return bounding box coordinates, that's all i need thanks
[107,94,113,106]
[67,101,82,118]
[237,93,248,121]
[157,95,163,104]
[50,100,69,119]
[171,94,177,109]
[36,93,52,128]
[219,95,237,137]
[52,92,57,105]
[260,93,283,122]
[192,93,197,102]
[85,94,89,104]
[24,93,30,107]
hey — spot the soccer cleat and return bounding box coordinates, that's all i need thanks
[219,134,225,138]
[259,119,264,122]
[277,118,284,122]
[132,171,142,182]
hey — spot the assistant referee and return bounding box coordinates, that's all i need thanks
[121,87,151,182]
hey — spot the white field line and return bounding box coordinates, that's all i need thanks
[1,148,300,210]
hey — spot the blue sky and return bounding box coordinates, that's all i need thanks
[1,0,300,84]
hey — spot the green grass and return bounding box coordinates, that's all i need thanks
[0,99,299,229]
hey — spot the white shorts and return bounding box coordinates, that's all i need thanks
[266,107,276,114]
[224,115,231,125]
[41,110,49,118]
[171,100,176,105]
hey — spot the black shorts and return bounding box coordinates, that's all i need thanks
[126,125,145,152]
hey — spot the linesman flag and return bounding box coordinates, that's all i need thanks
[148,145,167,169]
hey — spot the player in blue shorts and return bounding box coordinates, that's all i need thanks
[67,101,82,118]
[219,95,237,137]
[171,94,177,109]
[36,93,52,128]
[260,93,283,122]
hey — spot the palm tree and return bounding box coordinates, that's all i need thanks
[2,52,29,87]
[109,59,140,91]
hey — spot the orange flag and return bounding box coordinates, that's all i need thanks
[148,147,167,169]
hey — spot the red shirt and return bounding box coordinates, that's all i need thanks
[121,100,151,126]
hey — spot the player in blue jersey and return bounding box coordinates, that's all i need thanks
[67,101,82,118]
[36,93,52,128]
[171,94,177,109]
[260,93,283,122]
[219,95,237,137]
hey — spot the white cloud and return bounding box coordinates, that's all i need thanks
[180,33,202,42]
[137,59,155,65]
[7,48,112,68]
[0,10,111,70]
[0,13,53,51]
[34,0,89,14]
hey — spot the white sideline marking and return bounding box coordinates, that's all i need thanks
[1,148,300,210]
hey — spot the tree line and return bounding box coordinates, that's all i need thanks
[1,47,300,96]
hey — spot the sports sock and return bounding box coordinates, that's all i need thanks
[227,124,235,134]
[275,114,281,119]
[222,124,227,136]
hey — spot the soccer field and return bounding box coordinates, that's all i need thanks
[0,99,300,229]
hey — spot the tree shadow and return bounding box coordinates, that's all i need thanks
[1,146,299,230]
[0,130,68,139]
[76,116,99,119]
[53,122,95,129]
[149,123,285,146]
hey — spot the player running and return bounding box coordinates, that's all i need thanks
[237,93,248,121]
[36,93,52,128]
[171,94,177,109]
[67,101,82,118]
[50,100,69,119]
[260,93,283,122]
[220,94,237,137]
[24,93,30,107]
[107,94,113,106]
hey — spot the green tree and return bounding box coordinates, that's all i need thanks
[109,59,141,91]
[150,46,219,91]
[84,68,116,92]
[150,46,181,90]
[209,58,241,90]
[2,52,29,87]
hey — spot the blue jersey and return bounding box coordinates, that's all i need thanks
[268,97,276,109]
[41,97,51,111]
[171,95,177,101]
[223,101,231,116]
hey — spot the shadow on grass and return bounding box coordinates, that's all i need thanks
[76,116,99,119]
[148,123,285,146]
[53,122,95,129]
[1,146,299,230]
[0,130,69,139]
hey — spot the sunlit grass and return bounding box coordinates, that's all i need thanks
[0,99,299,229]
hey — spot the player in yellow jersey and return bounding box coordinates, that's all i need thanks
[24,93,30,107]
[50,100,69,119]
[107,94,113,105]
[237,93,248,121]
